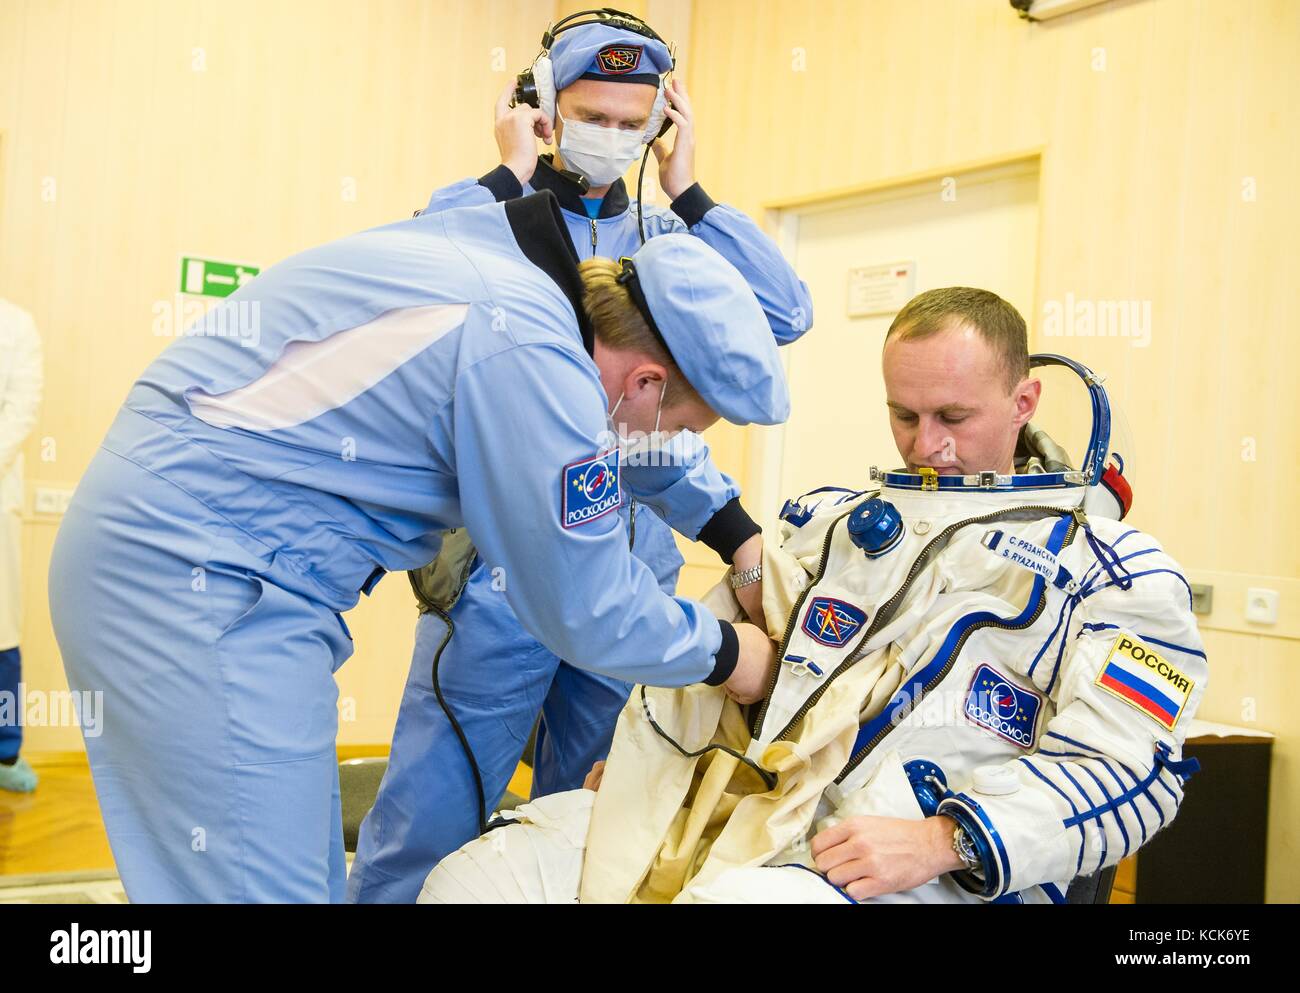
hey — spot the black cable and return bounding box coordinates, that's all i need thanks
[638,686,778,791]
[428,604,490,837]
[420,493,637,842]
[635,141,653,245]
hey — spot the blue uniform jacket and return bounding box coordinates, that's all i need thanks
[103,193,749,686]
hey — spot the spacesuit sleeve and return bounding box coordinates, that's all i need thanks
[0,308,43,472]
[641,186,813,344]
[619,431,759,564]
[420,165,522,217]
[936,547,1207,900]
[450,333,736,687]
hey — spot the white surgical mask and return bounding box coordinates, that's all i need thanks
[605,380,671,463]
[557,110,646,188]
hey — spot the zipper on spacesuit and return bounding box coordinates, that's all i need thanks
[590,218,598,255]
[833,513,1082,783]
[748,508,858,736]
[753,503,1081,744]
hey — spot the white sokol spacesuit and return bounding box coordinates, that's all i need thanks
[418,356,1206,904]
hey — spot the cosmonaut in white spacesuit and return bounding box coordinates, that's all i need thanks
[415,287,1206,905]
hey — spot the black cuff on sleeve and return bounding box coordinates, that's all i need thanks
[703,619,739,686]
[697,497,761,565]
[669,183,717,227]
[477,164,524,202]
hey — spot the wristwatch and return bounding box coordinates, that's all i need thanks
[729,564,762,590]
[952,822,984,878]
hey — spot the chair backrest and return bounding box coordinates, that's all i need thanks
[1065,865,1117,904]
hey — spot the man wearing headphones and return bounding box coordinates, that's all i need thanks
[346,10,812,903]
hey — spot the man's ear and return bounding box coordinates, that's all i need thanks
[1012,377,1042,428]
[629,362,668,396]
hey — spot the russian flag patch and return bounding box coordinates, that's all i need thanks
[1094,635,1194,731]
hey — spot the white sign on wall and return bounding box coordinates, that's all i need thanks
[847,261,916,318]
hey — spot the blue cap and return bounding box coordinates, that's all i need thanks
[550,23,672,90]
[630,236,790,427]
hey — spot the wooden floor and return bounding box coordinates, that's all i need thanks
[0,749,534,881]
[0,754,115,876]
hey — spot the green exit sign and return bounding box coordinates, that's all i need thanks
[180,256,260,298]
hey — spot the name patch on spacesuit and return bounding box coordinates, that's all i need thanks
[1095,636,1193,731]
[800,597,867,648]
[562,451,622,529]
[981,529,1079,593]
[964,664,1043,748]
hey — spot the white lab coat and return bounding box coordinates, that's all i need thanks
[0,300,43,650]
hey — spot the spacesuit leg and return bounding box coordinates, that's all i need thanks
[417,789,595,904]
[346,563,561,903]
[48,449,351,902]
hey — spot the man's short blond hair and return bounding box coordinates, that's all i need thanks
[885,287,1030,393]
[579,257,701,408]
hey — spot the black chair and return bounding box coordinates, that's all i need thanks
[339,757,528,853]
[1065,865,1117,904]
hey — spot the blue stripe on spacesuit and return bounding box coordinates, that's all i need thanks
[776,863,858,904]
[1041,554,1184,695]
[850,515,1072,759]
[1044,731,1162,834]
[880,471,1080,492]
[1109,529,1139,549]
[1082,567,1195,611]
[1043,580,1086,696]
[1154,775,1179,803]
[1077,622,1206,661]
[1031,542,1167,692]
[1063,754,1181,841]
[1155,741,1200,781]
[1018,758,1088,876]
[1040,881,1068,905]
[1025,517,1136,689]
[1079,763,1132,859]
[1056,763,1107,871]
[1073,535,1150,593]
[1116,547,1160,566]
[1026,592,1073,683]
[1093,757,1148,843]
[1071,545,1160,600]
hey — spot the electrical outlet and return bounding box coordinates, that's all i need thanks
[1245,588,1279,625]
[33,486,75,516]
[1190,584,1213,615]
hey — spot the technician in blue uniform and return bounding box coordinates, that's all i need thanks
[347,10,814,903]
[48,188,787,903]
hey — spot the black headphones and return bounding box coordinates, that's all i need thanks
[513,7,676,143]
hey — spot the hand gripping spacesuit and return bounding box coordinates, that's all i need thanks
[418,356,1207,904]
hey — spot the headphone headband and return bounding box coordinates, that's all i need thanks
[540,7,672,63]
